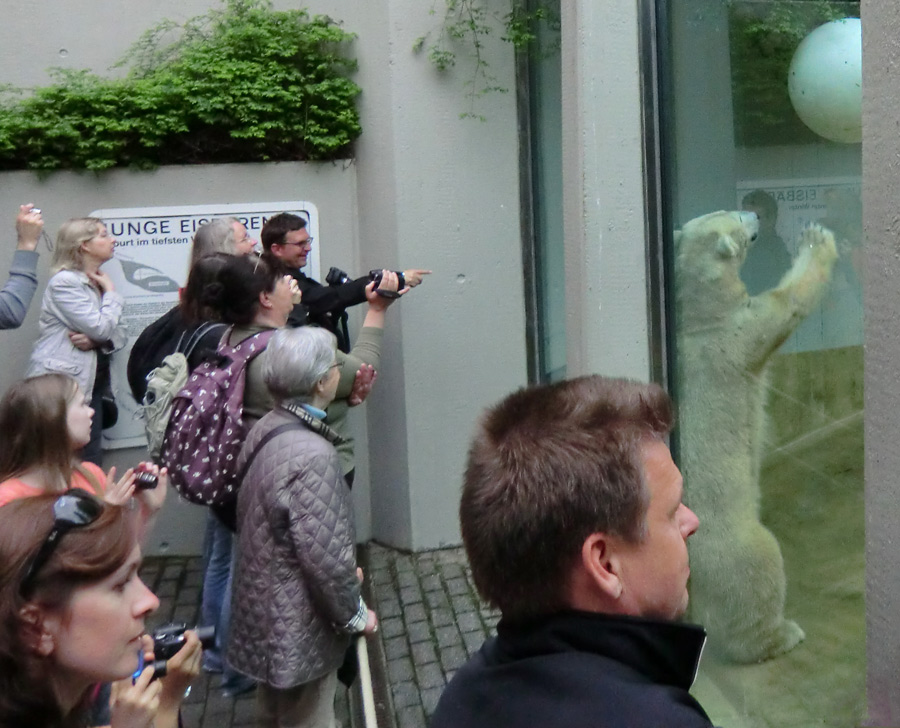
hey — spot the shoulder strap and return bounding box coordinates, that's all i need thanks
[182,322,227,359]
[235,422,305,485]
[218,327,276,361]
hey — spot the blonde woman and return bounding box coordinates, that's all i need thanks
[27,217,126,460]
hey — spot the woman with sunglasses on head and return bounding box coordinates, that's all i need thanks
[0,493,201,728]
[26,217,126,464]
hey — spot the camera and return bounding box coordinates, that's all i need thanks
[368,269,405,297]
[133,623,216,682]
[325,266,351,286]
[153,622,216,661]
[134,466,158,490]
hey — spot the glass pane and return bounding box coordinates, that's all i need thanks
[661,1,864,725]
[527,0,565,383]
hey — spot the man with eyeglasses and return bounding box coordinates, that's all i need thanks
[260,212,429,352]
[0,204,42,330]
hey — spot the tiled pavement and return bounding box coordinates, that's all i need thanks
[362,544,500,728]
[140,542,496,728]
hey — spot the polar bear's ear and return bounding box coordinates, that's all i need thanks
[715,234,740,259]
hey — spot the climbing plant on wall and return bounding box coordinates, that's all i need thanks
[0,0,361,171]
[414,0,559,120]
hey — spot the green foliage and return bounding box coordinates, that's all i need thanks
[414,0,559,120]
[0,0,362,172]
[729,0,858,147]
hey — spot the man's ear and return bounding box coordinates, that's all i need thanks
[18,604,56,657]
[580,533,623,601]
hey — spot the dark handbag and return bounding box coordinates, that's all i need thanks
[96,351,118,430]
[101,392,118,429]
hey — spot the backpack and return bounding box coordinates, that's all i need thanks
[127,307,182,403]
[142,322,226,461]
[159,328,275,506]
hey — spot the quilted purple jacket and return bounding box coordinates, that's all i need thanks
[227,407,363,689]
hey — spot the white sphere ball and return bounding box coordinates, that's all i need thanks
[788,18,862,144]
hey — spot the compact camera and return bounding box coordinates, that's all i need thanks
[134,623,216,681]
[134,466,158,490]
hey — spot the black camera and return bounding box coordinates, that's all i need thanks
[368,269,405,297]
[146,623,216,680]
[134,468,158,490]
[325,266,351,286]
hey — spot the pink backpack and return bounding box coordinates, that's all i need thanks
[159,328,275,506]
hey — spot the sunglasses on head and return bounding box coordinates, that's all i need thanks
[19,489,103,598]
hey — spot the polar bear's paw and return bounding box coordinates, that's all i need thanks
[747,619,806,663]
[799,223,838,265]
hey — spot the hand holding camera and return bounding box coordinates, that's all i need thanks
[118,625,210,728]
[15,204,43,252]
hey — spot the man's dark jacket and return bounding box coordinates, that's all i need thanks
[266,254,368,352]
[430,610,714,728]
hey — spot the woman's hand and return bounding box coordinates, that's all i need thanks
[348,364,377,406]
[156,630,202,718]
[363,608,379,635]
[109,653,162,728]
[286,275,302,305]
[134,464,168,514]
[87,269,116,294]
[365,271,408,312]
[15,204,42,252]
[104,466,136,506]
[68,331,99,351]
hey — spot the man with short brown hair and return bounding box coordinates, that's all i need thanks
[431,375,713,728]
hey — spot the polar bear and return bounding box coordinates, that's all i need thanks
[674,210,837,663]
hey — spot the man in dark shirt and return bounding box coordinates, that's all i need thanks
[740,189,791,296]
[260,212,429,351]
[431,376,715,728]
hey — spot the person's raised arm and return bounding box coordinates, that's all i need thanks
[0,204,42,330]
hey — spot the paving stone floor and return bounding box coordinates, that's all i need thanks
[140,543,496,728]
[139,554,351,728]
[363,544,500,728]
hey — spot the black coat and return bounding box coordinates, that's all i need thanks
[430,611,714,728]
[288,270,368,352]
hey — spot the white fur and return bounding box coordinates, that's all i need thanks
[675,211,837,663]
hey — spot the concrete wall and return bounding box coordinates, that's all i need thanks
[560,0,651,381]
[0,0,526,551]
[0,163,363,554]
[350,1,527,549]
[861,2,900,723]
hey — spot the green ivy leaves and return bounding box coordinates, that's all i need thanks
[0,0,361,172]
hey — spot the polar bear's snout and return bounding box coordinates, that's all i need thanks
[738,210,760,244]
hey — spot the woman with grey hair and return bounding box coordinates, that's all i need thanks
[190,218,255,265]
[229,326,378,727]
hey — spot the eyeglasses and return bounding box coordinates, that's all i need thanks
[19,489,104,597]
[280,236,313,248]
